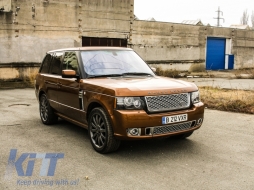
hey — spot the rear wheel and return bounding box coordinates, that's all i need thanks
[88,107,121,153]
[39,94,58,125]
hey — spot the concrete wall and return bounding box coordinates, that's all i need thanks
[0,0,133,61]
[131,20,254,70]
[1,0,254,81]
[131,21,203,71]
[0,0,133,80]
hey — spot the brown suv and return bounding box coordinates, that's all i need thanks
[35,47,204,153]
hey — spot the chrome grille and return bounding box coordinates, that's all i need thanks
[145,93,190,112]
[153,121,192,135]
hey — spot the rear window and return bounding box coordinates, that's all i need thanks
[40,54,52,73]
[49,52,63,75]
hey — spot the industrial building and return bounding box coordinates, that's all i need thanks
[1,0,254,80]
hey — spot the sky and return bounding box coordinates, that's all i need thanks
[134,0,254,27]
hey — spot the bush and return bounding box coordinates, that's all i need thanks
[234,68,254,79]
[200,86,254,114]
[189,63,206,72]
[155,67,182,78]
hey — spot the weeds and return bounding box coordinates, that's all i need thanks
[155,67,183,78]
[233,68,254,79]
[23,68,39,87]
[200,86,254,114]
[188,63,206,72]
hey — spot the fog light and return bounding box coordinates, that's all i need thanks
[127,128,141,136]
[197,118,203,125]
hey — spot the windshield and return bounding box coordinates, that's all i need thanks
[81,50,155,77]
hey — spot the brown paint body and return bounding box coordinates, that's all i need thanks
[35,47,204,140]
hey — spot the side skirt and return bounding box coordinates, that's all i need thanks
[55,112,88,129]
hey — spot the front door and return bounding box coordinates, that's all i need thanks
[57,51,84,122]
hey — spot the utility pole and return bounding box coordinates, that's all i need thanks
[214,7,224,27]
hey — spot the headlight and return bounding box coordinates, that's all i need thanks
[116,97,145,110]
[191,91,200,104]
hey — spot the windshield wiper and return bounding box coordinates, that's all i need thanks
[122,72,153,76]
[87,72,153,78]
[87,74,123,78]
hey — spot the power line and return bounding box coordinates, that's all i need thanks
[214,6,224,27]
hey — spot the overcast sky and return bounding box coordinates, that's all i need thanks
[134,0,254,27]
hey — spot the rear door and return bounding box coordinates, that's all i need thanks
[40,53,59,110]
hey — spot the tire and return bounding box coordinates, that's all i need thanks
[88,107,121,154]
[39,94,58,125]
[174,131,193,139]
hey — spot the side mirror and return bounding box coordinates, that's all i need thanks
[62,70,77,78]
[151,67,156,72]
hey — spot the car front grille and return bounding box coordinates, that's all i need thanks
[152,121,193,135]
[145,93,190,112]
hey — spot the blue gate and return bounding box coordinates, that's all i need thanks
[206,37,226,70]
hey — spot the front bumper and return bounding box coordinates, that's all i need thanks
[111,102,204,140]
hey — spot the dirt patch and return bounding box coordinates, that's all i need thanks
[0,81,33,89]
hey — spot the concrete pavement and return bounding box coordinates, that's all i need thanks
[181,78,254,90]
[0,89,254,190]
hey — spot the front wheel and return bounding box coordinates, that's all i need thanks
[39,94,58,125]
[88,107,121,154]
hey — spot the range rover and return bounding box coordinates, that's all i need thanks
[35,47,204,153]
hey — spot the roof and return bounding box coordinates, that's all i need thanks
[47,47,132,53]
[145,17,156,21]
[230,25,250,30]
[182,20,203,26]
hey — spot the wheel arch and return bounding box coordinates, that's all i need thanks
[86,101,113,125]
[86,101,103,119]
[38,90,46,100]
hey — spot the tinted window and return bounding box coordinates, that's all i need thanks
[40,54,52,73]
[49,52,63,75]
[62,52,80,75]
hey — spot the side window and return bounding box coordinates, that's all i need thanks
[40,54,52,73]
[62,52,80,75]
[49,52,63,75]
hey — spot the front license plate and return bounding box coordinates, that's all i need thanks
[162,114,188,124]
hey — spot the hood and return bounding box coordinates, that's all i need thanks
[81,76,198,96]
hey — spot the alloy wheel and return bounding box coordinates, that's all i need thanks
[40,96,49,122]
[90,113,106,148]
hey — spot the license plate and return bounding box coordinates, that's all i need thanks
[162,114,188,124]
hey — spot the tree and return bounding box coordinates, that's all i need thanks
[251,11,254,27]
[240,9,249,25]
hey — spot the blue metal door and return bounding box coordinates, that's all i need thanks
[228,55,234,69]
[206,37,226,70]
